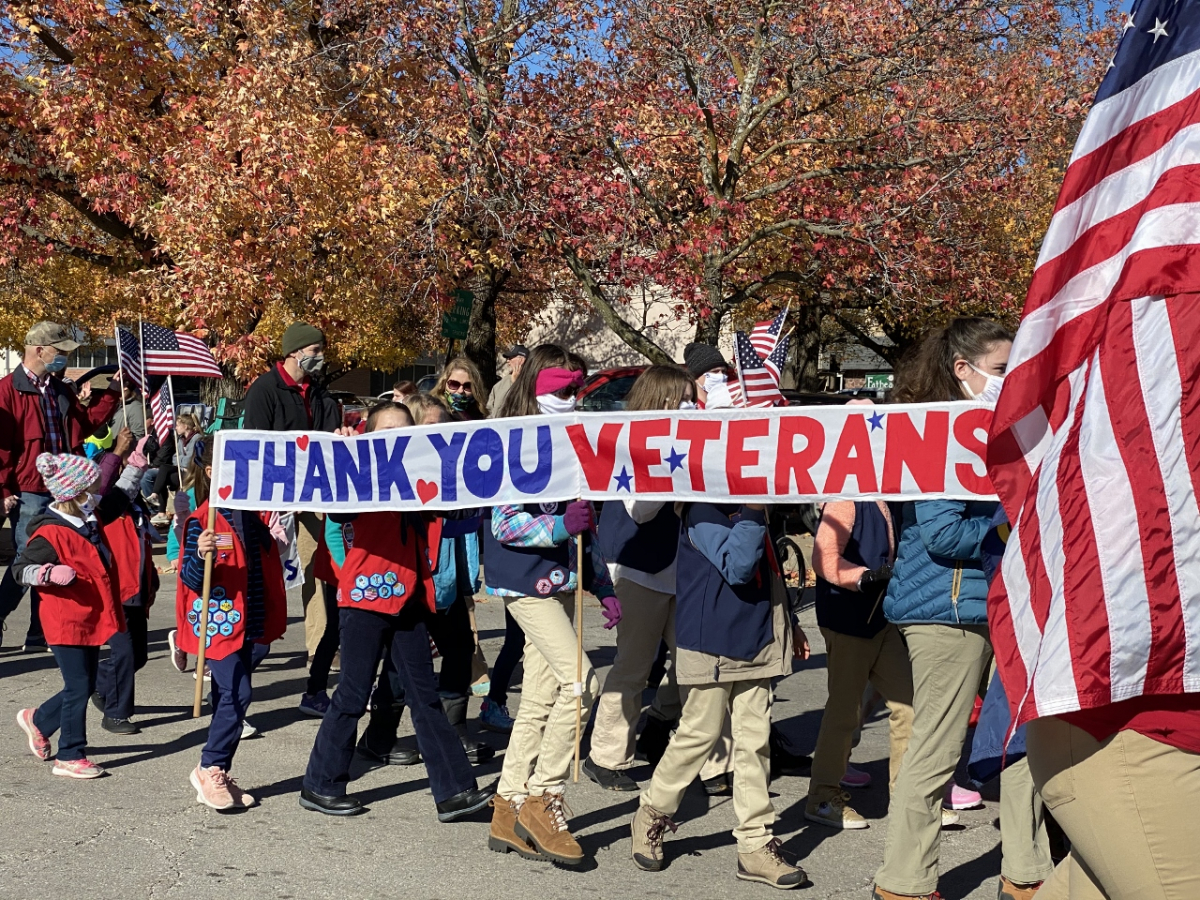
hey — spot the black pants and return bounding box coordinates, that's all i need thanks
[306,582,340,696]
[304,604,476,803]
[95,606,149,720]
[426,594,475,698]
[488,608,525,707]
[150,467,180,512]
[34,645,100,762]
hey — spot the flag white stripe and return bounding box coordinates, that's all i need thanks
[1077,347,1152,699]
[1071,48,1200,163]
[1042,121,1200,265]
[1009,201,1200,372]
[1001,512,1044,693]
[1131,298,1200,691]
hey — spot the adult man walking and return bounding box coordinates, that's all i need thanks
[242,322,342,670]
[0,322,120,650]
[486,345,527,417]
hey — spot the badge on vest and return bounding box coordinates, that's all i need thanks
[350,572,402,602]
[539,502,560,514]
[549,568,566,586]
[536,578,553,595]
[187,588,240,647]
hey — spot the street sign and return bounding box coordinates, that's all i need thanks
[864,371,894,390]
[441,290,474,340]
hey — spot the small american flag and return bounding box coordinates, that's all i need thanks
[763,332,791,384]
[141,323,222,377]
[213,533,234,550]
[151,379,175,443]
[732,331,783,408]
[116,326,145,392]
[987,0,1200,727]
[749,307,787,359]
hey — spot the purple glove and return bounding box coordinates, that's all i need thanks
[600,596,622,629]
[562,500,593,536]
[39,563,77,586]
[128,435,151,469]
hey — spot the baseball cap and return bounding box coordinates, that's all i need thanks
[25,321,80,352]
[503,344,529,360]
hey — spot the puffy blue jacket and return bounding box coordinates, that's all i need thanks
[883,499,998,626]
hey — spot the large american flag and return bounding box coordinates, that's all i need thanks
[141,323,222,377]
[731,331,783,408]
[116,325,145,392]
[749,307,787,359]
[987,0,1200,726]
[150,378,176,443]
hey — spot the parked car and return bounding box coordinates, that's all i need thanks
[576,366,647,412]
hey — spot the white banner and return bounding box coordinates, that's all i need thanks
[210,403,997,513]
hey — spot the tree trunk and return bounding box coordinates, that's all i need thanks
[784,300,823,391]
[464,276,499,390]
[199,369,246,406]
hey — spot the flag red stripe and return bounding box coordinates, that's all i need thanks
[1055,90,1200,214]
[1167,294,1200,545]
[1100,303,1186,692]
[986,572,1035,722]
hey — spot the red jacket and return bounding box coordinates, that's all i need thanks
[0,367,118,503]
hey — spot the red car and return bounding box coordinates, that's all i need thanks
[576,366,648,412]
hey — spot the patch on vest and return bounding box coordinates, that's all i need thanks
[549,568,566,586]
[364,588,379,601]
[384,571,398,585]
[355,575,369,589]
[344,524,355,545]
[350,588,364,602]
[539,502,559,514]
[369,573,384,587]
[378,585,393,599]
[536,577,553,595]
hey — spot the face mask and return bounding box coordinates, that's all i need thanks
[298,352,325,375]
[78,493,98,516]
[703,371,727,393]
[536,393,577,415]
[44,353,68,374]
[962,363,1004,404]
[446,391,472,412]
[679,401,698,410]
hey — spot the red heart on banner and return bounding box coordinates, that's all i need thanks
[218,485,233,500]
[416,480,438,505]
[296,435,310,451]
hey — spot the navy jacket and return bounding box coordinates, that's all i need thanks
[814,501,893,638]
[597,501,679,574]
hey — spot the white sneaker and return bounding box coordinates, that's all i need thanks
[941,808,960,827]
[804,793,869,830]
[240,720,260,740]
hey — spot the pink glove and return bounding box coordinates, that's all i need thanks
[128,435,151,469]
[38,563,77,586]
[599,596,622,629]
[562,500,593,536]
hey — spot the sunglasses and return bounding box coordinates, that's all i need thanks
[446,379,473,393]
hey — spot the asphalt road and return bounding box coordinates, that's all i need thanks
[0,559,1005,900]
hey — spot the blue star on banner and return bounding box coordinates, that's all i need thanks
[868,411,885,431]
[666,447,687,471]
[613,466,633,492]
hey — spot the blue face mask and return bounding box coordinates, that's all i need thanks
[44,353,68,374]
[446,391,472,412]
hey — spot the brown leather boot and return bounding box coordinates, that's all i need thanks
[997,877,1042,900]
[514,791,584,866]
[871,887,943,900]
[487,796,545,861]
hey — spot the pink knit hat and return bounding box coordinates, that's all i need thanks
[35,453,100,502]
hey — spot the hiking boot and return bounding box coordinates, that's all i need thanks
[479,697,514,733]
[769,726,812,778]
[840,765,872,789]
[514,791,584,866]
[101,716,140,735]
[16,708,51,760]
[805,792,868,830]
[736,838,809,889]
[997,877,1043,900]
[53,758,105,779]
[298,691,331,718]
[636,716,674,767]
[191,764,237,809]
[488,796,546,860]
[702,772,733,796]
[872,888,943,900]
[167,629,188,673]
[630,803,677,871]
[583,756,638,791]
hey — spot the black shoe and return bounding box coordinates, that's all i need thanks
[769,726,812,779]
[462,738,495,766]
[636,716,675,767]
[356,734,421,766]
[582,756,639,791]
[22,636,48,654]
[90,692,105,714]
[702,772,733,796]
[101,716,140,735]
[299,788,366,816]
[436,784,496,823]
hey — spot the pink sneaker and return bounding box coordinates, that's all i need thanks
[16,708,51,760]
[225,773,257,808]
[191,764,236,810]
[839,765,872,789]
[944,783,983,810]
[53,758,105,779]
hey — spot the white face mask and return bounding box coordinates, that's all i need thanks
[78,492,98,516]
[703,371,727,393]
[679,401,697,410]
[962,363,1004,404]
[536,393,577,415]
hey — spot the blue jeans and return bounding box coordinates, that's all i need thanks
[202,641,269,770]
[304,604,476,803]
[34,645,100,762]
[0,491,52,642]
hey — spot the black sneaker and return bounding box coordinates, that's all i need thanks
[636,716,675,767]
[101,716,140,735]
[582,756,638,791]
[90,692,105,714]
[356,734,421,766]
[769,726,812,779]
[462,738,495,766]
[702,772,733,796]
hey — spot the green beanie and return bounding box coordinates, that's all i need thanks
[281,322,325,357]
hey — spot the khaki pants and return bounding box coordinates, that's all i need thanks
[296,511,325,655]
[642,678,775,853]
[877,623,1052,894]
[808,624,914,805]
[497,593,599,800]
[1027,716,1200,900]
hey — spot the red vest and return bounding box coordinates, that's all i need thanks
[174,502,287,661]
[33,519,129,646]
[337,512,440,616]
[108,513,152,609]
